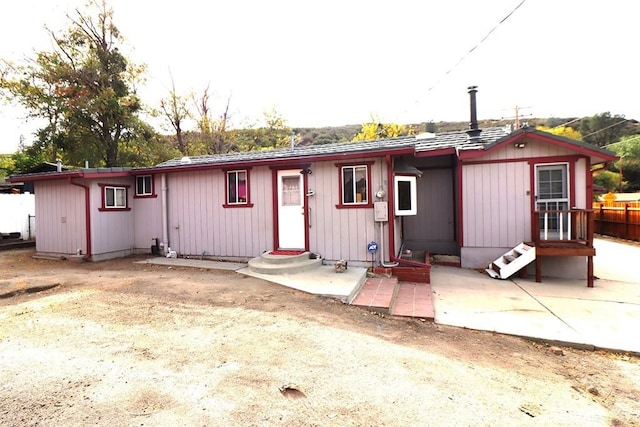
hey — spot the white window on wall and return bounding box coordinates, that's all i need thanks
[106,186,126,208]
[342,165,368,204]
[225,169,253,207]
[394,175,417,216]
[135,175,153,196]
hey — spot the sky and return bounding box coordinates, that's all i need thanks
[0,0,638,154]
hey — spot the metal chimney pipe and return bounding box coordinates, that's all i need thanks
[290,131,295,151]
[56,159,62,172]
[466,86,482,141]
[468,85,478,131]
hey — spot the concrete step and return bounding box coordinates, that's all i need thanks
[248,252,322,275]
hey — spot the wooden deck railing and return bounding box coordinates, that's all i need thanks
[531,209,595,287]
[531,209,594,246]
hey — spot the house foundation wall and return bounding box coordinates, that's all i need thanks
[461,247,587,280]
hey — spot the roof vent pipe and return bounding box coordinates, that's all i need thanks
[290,131,295,151]
[466,85,482,142]
[56,159,62,172]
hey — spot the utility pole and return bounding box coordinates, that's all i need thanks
[501,106,531,129]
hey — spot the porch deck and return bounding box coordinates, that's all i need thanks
[531,209,596,287]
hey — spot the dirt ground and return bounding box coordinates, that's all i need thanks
[0,248,638,426]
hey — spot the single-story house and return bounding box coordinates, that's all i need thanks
[9,89,617,283]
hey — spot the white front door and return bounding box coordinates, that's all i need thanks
[535,163,570,238]
[277,170,305,249]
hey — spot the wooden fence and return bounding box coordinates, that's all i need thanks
[593,202,640,242]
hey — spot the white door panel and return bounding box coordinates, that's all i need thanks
[277,170,305,249]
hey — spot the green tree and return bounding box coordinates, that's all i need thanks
[261,107,291,149]
[593,170,622,193]
[607,135,640,192]
[235,107,291,151]
[580,112,629,147]
[0,0,151,167]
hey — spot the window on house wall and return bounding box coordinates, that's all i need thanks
[135,175,153,197]
[394,175,417,216]
[336,162,373,208]
[225,169,253,207]
[99,184,131,211]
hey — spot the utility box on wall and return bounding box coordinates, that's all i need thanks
[374,201,388,222]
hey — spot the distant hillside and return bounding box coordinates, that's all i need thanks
[291,117,556,146]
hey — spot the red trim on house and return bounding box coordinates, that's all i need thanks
[68,178,92,260]
[461,154,583,166]
[98,183,131,212]
[569,159,576,207]
[9,170,132,183]
[9,171,83,182]
[386,156,396,259]
[303,173,310,251]
[268,164,311,250]
[98,207,132,212]
[415,147,456,158]
[133,174,157,199]
[271,169,280,250]
[222,203,254,209]
[334,160,375,209]
[268,163,310,171]
[456,156,464,247]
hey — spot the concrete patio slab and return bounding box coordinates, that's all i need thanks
[237,264,367,302]
[135,257,247,271]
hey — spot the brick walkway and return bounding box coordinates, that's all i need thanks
[351,277,434,319]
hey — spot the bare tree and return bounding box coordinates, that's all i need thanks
[160,72,190,155]
[193,84,234,154]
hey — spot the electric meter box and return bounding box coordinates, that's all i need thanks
[374,201,388,222]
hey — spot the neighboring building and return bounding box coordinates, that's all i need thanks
[9,89,617,281]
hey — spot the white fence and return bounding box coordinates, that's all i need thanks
[0,193,35,240]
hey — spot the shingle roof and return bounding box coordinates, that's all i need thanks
[414,126,511,152]
[146,137,418,170]
[144,126,512,171]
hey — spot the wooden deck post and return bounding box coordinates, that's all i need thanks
[587,255,594,288]
[535,256,542,283]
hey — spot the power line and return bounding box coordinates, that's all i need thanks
[582,119,629,139]
[425,0,527,93]
[550,117,582,130]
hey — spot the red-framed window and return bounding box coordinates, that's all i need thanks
[335,161,374,209]
[134,175,157,198]
[98,183,131,211]
[223,168,254,208]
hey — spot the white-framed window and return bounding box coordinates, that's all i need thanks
[135,175,153,196]
[341,165,368,205]
[99,184,130,211]
[225,169,252,207]
[394,175,417,216]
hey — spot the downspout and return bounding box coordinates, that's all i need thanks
[376,158,398,268]
[69,177,92,260]
[161,173,169,255]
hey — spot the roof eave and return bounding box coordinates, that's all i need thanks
[134,146,416,174]
[458,129,618,162]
